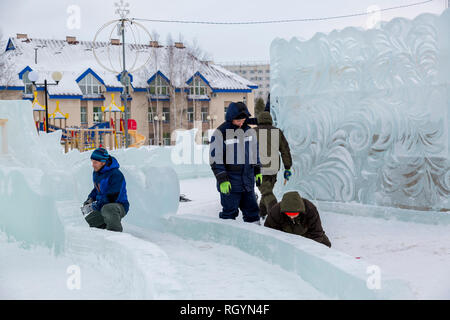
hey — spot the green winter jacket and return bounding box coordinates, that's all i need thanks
[254,111,292,175]
[264,191,331,247]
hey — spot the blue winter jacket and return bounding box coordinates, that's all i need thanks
[88,156,130,213]
[210,102,261,193]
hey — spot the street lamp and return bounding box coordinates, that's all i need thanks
[207,114,217,129]
[29,71,63,133]
[154,115,159,145]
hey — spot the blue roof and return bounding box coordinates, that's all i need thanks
[75,68,105,85]
[147,70,170,85]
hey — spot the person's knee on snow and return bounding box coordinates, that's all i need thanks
[101,203,125,232]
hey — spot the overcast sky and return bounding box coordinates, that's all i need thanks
[0,0,446,63]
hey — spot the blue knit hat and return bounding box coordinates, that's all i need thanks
[90,147,110,162]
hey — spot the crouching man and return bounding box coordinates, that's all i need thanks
[264,191,331,247]
[82,147,129,232]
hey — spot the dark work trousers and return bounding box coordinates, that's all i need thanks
[219,191,260,222]
[257,174,278,218]
[85,203,126,232]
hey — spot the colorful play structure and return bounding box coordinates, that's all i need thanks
[31,92,146,152]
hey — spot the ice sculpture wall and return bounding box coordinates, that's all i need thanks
[270,10,450,211]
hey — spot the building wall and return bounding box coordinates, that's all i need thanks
[0,87,256,146]
[220,63,270,103]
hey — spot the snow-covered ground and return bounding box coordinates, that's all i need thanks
[0,177,450,299]
[1,176,448,299]
[178,177,450,299]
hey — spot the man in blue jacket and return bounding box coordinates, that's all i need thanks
[209,102,261,223]
[83,147,129,232]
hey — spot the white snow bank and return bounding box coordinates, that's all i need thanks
[163,214,414,299]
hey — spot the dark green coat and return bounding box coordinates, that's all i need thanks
[254,112,292,175]
[264,192,331,247]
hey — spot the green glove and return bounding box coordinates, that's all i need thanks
[284,169,292,180]
[255,173,263,186]
[220,181,232,194]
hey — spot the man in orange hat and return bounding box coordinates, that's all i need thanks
[264,191,331,247]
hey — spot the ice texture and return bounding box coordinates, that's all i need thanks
[164,214,413,299]
[0,100,180,252]
[270,10,450,211]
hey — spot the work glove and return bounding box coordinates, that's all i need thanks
[284,169,292,181]
[81,201,96,217]
[83,198,94,206]
[255,173,263,187]
[219,181,232,195]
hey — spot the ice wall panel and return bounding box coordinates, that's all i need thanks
[270,10,450,211]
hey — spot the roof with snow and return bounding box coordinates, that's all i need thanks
[0,36,258,97]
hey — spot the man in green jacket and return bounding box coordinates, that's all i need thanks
[264,191,331,247]
[254,111,293,219]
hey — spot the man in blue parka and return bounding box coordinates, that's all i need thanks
[83,147,129,232]
[209,102,262,223]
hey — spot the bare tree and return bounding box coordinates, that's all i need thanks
[0,30,17,99]
[140,32,210,143]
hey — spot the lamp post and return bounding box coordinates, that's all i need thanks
[207,114,217,129]
[153,115,159,145]
[28,71,63,133]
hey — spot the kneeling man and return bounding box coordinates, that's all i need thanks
[264,191,331,247]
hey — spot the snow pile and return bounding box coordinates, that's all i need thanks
[270,9,450,212]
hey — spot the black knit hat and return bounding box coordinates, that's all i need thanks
[90,147,110,162]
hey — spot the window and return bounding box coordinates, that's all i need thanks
[250,70,255,74]
[163,133,171,146]
[201,107,208,122]
[224,106,228,119]
[148,106,156,123]
[189,77,207,95]
[22,71,33,95]
[266,70,270,73]
[81,106,87,124]
[187,107,194,122]
[93,106,103,123]
[148,132,155,145]
[258,70,263,74]
[163,107,170,123]
[241,71,247,74]
[78,73,102,95]
[149,74,169,95]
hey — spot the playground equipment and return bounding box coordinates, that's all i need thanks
[30,93,144,152]
[102,93,125,149]
[128,130,146,148]
[31,91,46,131]
[49,101,68,130]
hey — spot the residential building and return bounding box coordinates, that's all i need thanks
[219,61,270,103]
[0,34,258,146]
